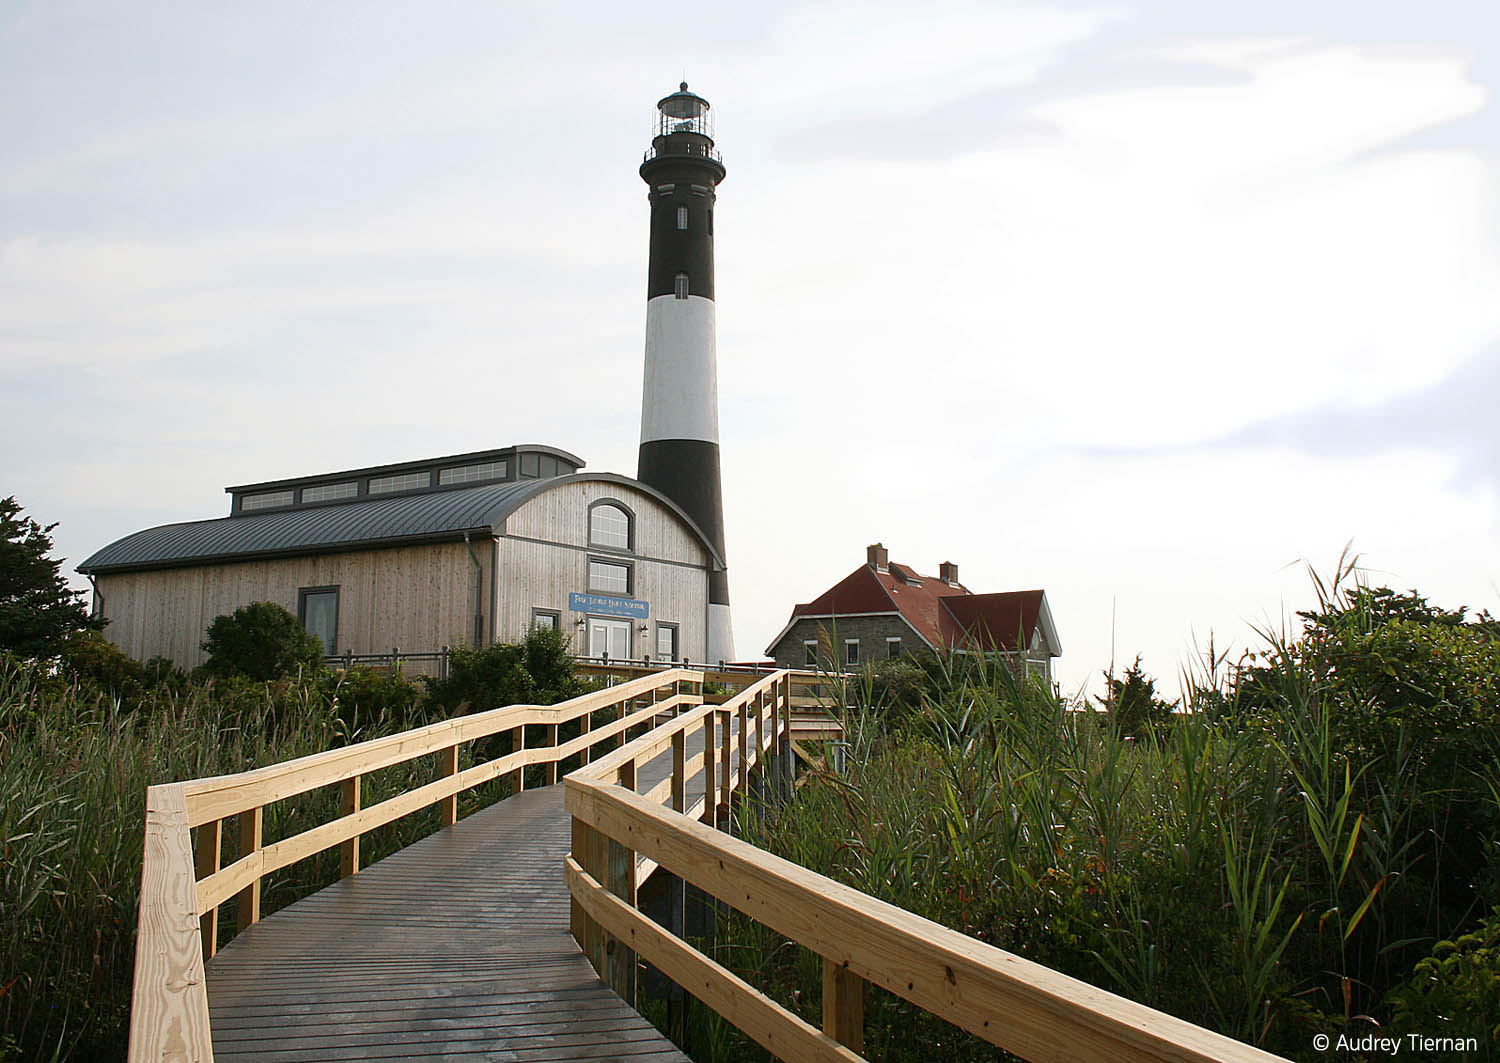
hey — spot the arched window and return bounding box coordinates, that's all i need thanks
[674,272,690,299]
[589,502,632,550]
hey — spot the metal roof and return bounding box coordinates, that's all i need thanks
[79,473,723,575]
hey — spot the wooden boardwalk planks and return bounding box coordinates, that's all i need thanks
[205,785,690,1062]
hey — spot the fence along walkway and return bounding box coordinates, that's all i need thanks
[129,667,1290,1063]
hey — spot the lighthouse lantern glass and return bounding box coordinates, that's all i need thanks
[654,94,714,141]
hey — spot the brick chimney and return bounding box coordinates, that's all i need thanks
[939,561,959,586]
[867,543,889,573]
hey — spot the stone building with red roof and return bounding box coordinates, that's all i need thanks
[765,544,1061,681]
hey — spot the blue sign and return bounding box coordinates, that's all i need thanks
[570,592,649,620]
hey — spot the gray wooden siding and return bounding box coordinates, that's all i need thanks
[503,480,707,565]
[97,542,489,668]
[497,482,710,660]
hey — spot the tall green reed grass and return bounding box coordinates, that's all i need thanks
[0,655,540,1062]
[680,577,1500,1062]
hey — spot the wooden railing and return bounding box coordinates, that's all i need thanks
[565,669,1291,1063]
[127,668,701,1063]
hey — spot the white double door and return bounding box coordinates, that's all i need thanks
[587,616,632,660]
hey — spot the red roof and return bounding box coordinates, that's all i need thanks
[778,559,1052,654]
[939,590,1046,652]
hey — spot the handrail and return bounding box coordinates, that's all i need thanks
[565,671,1290,1062]
[128,668,701,1063]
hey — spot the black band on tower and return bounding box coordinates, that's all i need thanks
[645,184,716,301]
[638,438,727,586]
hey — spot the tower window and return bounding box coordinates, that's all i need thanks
[674,273,689,299]
[677,205,689,230]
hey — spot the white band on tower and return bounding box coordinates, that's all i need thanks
[641,295,719,445]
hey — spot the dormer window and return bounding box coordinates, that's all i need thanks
[241,490,293,512]
[368,471,430,495]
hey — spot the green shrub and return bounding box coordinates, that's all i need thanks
[200,601,324,682]
[329,666,427,733]
[1388,911,1500,1056]
[423,625,588,715]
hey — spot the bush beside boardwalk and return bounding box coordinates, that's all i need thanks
[0,625,590,1063]
[681,576,1500,1062]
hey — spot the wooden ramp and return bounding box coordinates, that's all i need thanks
[204,785,688,1062]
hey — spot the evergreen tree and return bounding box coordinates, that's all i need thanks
[1098,654,1177,739]
[0,496,103,657]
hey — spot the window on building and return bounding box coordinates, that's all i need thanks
[707,208,713,234]
[589,503,631,550]
[241,490,294,512]
[531,609,559,631]
[519,452,541,478]
[439,460,507,486]
[298,586,339,654]
[887,637,902,659]
[677,205,689,230]
[588,559,631,595]
[674,272,690,299]
[804,640,819,668]
[845,639,859,666]
[368,471,429,495]
[656,622,678,661]
[300,482,358,503]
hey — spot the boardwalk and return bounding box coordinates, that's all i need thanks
[205,785,688,1061]
[128,668,1290,1063]
[201,712,723,1061]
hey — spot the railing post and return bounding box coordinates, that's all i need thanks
[823,957,866,1054]
[546,723,560,784]
[781,675,795,798]
[194,819,222,959]
[719,709,732,826]
[510,727,525,794]
[236,807,263,933]
[340,776,360,877]
[438,744,459,827]
[702,712,717,826]
[571,813,607,975]
[607,761,639,1004]
[671,729,686,813]
[129,784,213,1062]
[737,702,749,797]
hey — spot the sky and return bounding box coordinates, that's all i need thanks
[3,0,1497,700]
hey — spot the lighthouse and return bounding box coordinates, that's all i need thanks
[637,82,734,663]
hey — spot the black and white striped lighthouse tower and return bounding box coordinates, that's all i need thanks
[637,82,734,663]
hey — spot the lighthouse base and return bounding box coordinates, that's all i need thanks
[707,603,735,667]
